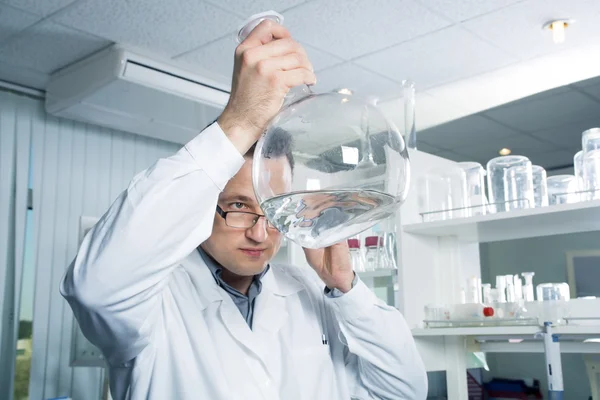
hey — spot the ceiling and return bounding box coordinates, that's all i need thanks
[0,0,600,171]
[1,0,599,97]
[418,74,600,172]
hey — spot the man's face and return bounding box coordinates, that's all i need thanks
[201,156,291,276]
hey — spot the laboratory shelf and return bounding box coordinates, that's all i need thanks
[403,199,600,242]
[412,324,600,338]
[358,269,397,279]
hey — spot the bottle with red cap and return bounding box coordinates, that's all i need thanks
[364,236,384,271]
[347,238,365,272]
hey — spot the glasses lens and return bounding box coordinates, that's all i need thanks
[226,212,256,228]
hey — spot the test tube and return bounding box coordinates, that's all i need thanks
[505,275,516,302]
[482,283,492,304]
[514,274,523,301]
[496,275,507,303]
[522,272,535,301]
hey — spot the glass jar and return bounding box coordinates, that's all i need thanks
[238,12,413,249]
[547,175,580,205]
[486,156,533,213]
[364,236,382,271]
[347,238,364,273]
[531,165,549,208]
[457,162,487,216]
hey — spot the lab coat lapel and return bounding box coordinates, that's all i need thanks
[253,265,305,335]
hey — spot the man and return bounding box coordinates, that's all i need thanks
[61,20,427,400]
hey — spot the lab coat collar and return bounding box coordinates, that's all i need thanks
[261,263,305,297]
[181,251,305,311]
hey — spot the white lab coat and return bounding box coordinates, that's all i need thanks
[60,123,427,400]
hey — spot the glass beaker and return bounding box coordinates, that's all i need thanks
[531,165,549,208]
[547,175,580,205]
[241,12,413,249]
[486,156,533,213]
[582,149,600,200]
[419,165,469,221]
[582,127,600,154]
[457,162,487,216]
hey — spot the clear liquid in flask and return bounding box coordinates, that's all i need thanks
[261,189,397,249]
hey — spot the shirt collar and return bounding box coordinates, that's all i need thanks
[198,247,270,298]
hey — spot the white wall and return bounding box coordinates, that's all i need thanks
[480,230,600,399]
[0,89,180,400]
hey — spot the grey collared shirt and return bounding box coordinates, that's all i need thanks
[198,248,269,329]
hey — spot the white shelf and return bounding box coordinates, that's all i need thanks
[403,199,600,242]
[358,269,397,279]
[412,324,600,338]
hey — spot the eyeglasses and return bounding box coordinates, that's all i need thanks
[216,205,277,230]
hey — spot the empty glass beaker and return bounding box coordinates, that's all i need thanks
[582,149,600,200]
[582,127,600,154]
[457,162,487,216]
[364,236,383,271]
[531,165,549,208]
[419,166,469,221]
[487,156,533,213]
[242,12,412,249]
[547,175,580,205]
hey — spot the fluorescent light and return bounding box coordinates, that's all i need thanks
[583,338,600,343]
[551,21,566,44]
[341,146,359,165]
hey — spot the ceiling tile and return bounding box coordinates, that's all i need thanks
[419,114,519,150]
[579,83,600,101]
[0,4,39,42]
[572,75,600,88]
[484,89,600,133]
[354,25,518,90]
[434,150,467,162]
[527,150,577,169]
[462,0,600,59]
[283,0,450,60]
[529,115,600,148]
[311,62,403,99]
[176,38,342,85]
[0,59,48,89]
[417,0,524,23]
[2,0,76,17]
[204,0,308,19]
[0,20,110,73]
[416,141,444,155]
[52,0,243,57]
[453,133,560,165]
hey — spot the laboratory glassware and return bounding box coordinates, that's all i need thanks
[487,156,533,213]
[241,12,413,249]
[547,175,580,205]
[419,165,469,221]
[531,165,549,207]
[347,239,364,272]
[522,272,535,302]
[457,162,487,216]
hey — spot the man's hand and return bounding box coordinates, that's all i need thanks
[218,19,316,155]
[304,242,355,293]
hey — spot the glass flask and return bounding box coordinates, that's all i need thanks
[238,12,412,249]
[531,165,549,208]
[457,162,487,216]
[347,238,365,273]
[547,175,580,205]
[486,156,533,213]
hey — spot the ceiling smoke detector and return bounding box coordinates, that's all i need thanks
[543,19,575,44]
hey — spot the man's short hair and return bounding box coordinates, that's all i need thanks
[246,127,295,172]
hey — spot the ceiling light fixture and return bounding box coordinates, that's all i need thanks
[543,19,574,44]
[499,148,512,156]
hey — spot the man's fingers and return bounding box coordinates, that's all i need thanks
[240,19,290,49]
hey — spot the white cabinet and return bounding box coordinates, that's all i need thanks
[400,149,600,399]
